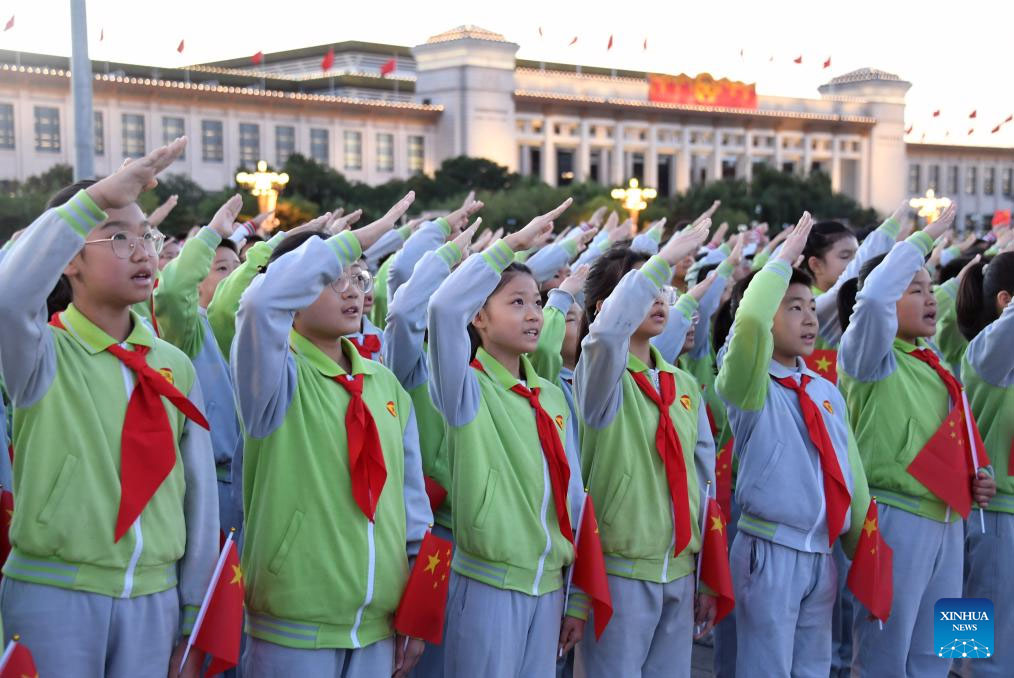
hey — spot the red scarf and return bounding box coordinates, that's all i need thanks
[630,370,693,556]
[471,360,573,544]
[50,313,209,542]
[333,373,387,521]
[349,334,381,359]
[773,374,851,546]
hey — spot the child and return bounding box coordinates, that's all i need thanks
[427,199,586,678]
[573,219,717,677]
[230,193,431,678]
[716,213,870,678]
[838,204,996,677]
[153,195,245,539]
[956,251,1014,678]
[0,138,218,678]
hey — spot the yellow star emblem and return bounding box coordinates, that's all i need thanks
[863,518,877,538]
[424,553,441,575]
[815,356,831,373]
[230,564,244,587]
[710,516,724,534]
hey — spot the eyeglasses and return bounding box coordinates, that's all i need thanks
[656,285,679,306]
[84,231,166,259]
[330,268,373,295]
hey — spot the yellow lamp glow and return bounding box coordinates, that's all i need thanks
[236,160,290,230]
[611,178,657,231]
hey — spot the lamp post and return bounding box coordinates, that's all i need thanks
[611,178,657,231]
[236,160,289,231]
[909,188,951,224]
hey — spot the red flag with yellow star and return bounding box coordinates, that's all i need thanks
[394,530,454,644]
[0,638,38,678]
[571,494,613,639]
[0,488,13,575]
[906,406,982,518]
[804,349,838,384]
[190,536,244,676]
[846,500,893,623]
[715,438,734,522]
[699,497,735,624]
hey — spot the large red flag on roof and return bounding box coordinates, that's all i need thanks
[321,47,335,72]
[380,58,396,77]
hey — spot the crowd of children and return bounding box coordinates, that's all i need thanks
[0,136,1011,678]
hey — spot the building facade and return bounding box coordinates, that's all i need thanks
[1,25,1011,227]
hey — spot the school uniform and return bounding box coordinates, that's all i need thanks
[839,232,980,678]
[154,227,245,539]
[573,254,716,678]
[934,277,967,373]
[363,224,412,274]
[347,315,385,363]
[0,191,218,677]
[230,231,431,678]
[960,302,1014,678]
[524,236,579,284]
[427,240,584,678]
[715,259,870,678]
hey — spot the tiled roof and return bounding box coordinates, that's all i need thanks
[425,25,510,44]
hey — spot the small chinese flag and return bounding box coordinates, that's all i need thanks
[3,15,12,32]
[932,109,941,117]
[177,39,185,54]
[99,28,104,42]
[906,406,980,518]
[968,128,975,136]
[0,637,38,678]
[699,497,735,625]
[321,47,335,72]
[190,536,244,677]
[571,495,613,639]
[905,125,913,135]
[0,488,13,574]
[424,476,447,512]
[823,56,831,69]
[643,38,648,51]
[793,55,803,64]
[969,110,977,119]
[380,58,396,77]
[394,530,454,644]
[846,500,893,623]
[991,210,1011,227]
[804,349,839,384]
[537,26,543,37]
[251,51,263,65]
[568,36,578,46]
[992,124,1001,134]
[607,34,614,50]
[1006,114,1013,124]
[715,438,734,522]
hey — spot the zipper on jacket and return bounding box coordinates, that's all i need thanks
[532,460,553,595]
[350,520,376,647]
[118,354,144,597]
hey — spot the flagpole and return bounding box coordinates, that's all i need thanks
[959,391,987,533]
[0,638,16,671]
[179,530,235,672]
[871,497,884,631]
[694,481,712,638]
[560,492,589,658]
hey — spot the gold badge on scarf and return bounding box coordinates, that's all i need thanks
[555,414,565,431]
[386,401,397,417]
[158,368,174,385]
[680,394,692,411]
[822,400,833,415]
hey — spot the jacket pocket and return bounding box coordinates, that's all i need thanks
[37,455,78,525]
[747,442,784,497]
[602,473,632,527]
[268,511,304,575]
[472,469,499,529]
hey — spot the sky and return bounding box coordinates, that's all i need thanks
[2,0,1011,146]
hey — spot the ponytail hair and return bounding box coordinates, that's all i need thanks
[956,252,1014,340]
[801,221,856,277]
[467,262,536,361]
[713,271,757,353]
[837,253,888,333]
[577,245,651,360]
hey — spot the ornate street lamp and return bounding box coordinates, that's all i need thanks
[236,160,289,230]
[909,188,951,224]
[611,178,657,231]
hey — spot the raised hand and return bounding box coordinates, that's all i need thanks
[505,198,573,252]
[603,210,620,233]
[208,194,243,239]
[329,209,362,234]
[687,270,718,302]
[727,232,745,267]
[286,211,334,239]
[660,218,710,266]
[924,203,956,241]
[452,217,481,260]
[445,196,484,235]
[928,230,953,270]
[147,194,178,229]
[87,137,187,210]
[709,222,729,248]
[568,226,598,254]
[588,206,608,228]
[695,200,721,227]
[354,192,416,250]
[472,228,495,251]
[957,232,978,252]
[776,211,814,265]
[609,219,634,243]
[559,264,590,299]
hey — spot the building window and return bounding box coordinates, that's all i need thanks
[984,167,996,196]
[202,120,223,162]
[907,164,921,193]
[275,125,295,165]
[927,165,940,191]
[34,106,61,152]
[239,123,260,167]
[93,111,104,156]
[121,113,145,158]
[966,167,978,195]
[310,128,329,165]
[948,166,960,194]
[0,103,13,149]
[407,135,424,173]
[343,131,362,170]
[376,133,394,172]
[162,117,185,158]
[1003,168,1013,197]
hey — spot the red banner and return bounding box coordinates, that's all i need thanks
[648,73,758,109]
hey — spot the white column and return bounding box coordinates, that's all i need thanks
[830,135,841,192]
[712,129,722,181]
[744,130,754,183]
[676,127,691,193]
[774,131,784,173]
[859,135,871,206]
[542,116,556,185]
[577,120,591,182]
[612,122,625,185]
[646,125,659,188]
[803,133,813,176]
